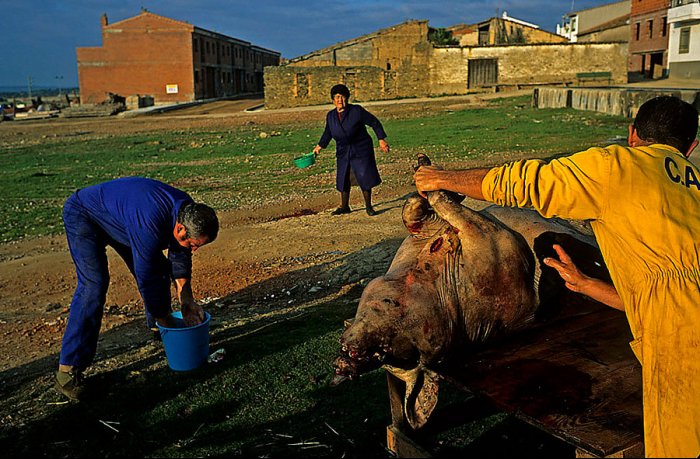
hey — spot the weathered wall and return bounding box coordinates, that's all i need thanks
[534,86,700,117]
[264,62,436,109]
[287,21,430,72]
[429,42,629,95]
[265,22,628,109]
[265,21,432,109]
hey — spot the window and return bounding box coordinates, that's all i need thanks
[635,22,640,41]
[193,38,198,53]
[661,17,667,37]
[647,19,653,39]
[679,27,691,54]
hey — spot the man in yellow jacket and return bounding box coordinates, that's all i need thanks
[414,95,699,458]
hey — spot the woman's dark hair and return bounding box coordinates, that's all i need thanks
[633,96,699,153]
[178,202,219,241]
[330,84,350,101]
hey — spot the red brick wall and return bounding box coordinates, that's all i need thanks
[78,13,195,104]
[628,0,668,75]
[631,0,669,16]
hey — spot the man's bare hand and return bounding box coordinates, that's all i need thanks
[155,313,179,329]
[413,166,445,198]
[181,300,204,327]
[543,244,590,293]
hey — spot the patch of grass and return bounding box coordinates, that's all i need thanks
[0,301,391,457]
[0,95,630,242]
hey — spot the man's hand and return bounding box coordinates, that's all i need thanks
[181,299,204,327]
[543,244,590,293]
[155,313,179,329]
[544,244,624,311]
[413,166,445,198]
[174,277,204,326]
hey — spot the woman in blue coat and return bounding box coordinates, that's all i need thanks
[313,84,390,216]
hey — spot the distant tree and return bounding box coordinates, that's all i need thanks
[428,28,459,46]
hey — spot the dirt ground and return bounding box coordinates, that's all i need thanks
[0,93,511,381]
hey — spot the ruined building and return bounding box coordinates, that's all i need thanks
[264,20,627,109]
[77,10,281,105]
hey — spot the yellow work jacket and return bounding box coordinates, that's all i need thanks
[482,144,700,458]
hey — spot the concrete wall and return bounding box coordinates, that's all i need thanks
[534,86,700,117]
[578,1,630,33]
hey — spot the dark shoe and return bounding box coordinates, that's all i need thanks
[366,207,377,216]
[331,207,351,215]
[55,369,84,401]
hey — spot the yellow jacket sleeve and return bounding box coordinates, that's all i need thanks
[481,147,613,221]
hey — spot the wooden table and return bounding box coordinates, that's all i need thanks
[385,305,643,458]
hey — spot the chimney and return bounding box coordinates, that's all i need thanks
[101,13,108,28]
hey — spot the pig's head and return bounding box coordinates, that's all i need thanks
[331,269,446,387]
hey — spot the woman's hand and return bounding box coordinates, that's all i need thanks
[313,145,322,156]
[379,139,390,154]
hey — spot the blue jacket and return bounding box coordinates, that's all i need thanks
[70,177,193,315]
[318,103,387,191]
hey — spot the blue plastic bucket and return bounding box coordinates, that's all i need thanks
[157,311,211,371]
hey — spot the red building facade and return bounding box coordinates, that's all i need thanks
[77,11,280,105]
[629,0,670,78]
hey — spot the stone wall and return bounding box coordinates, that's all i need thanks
[429,42,629,96]
[264,63,436,109]
[265,19,629,109]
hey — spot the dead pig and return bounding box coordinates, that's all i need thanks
[331,154,609,429]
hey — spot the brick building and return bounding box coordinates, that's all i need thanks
[629,0,670,78]
[77,10,281,105]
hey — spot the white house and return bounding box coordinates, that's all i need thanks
[667,0,700,79]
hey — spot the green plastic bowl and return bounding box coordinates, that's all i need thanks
[294,152,316,169]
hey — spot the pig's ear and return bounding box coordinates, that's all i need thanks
[404,367,440,430]
[383,364,441,430]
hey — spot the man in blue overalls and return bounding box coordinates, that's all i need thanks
[56,177,219,400]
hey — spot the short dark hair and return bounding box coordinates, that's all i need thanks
[633,96,699,152]
[330,84,350,101]
[178,202,219,242]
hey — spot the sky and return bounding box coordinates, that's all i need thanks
[1,0,618,88]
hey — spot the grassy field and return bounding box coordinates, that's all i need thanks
[0,95,631,242]
[1,95,635,457]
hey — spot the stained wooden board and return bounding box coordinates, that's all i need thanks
[438,307,643,457]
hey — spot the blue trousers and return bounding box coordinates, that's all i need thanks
[59,195,157,369]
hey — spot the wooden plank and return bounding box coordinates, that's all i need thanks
[439,307,643,457]
[387,425,432,458]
